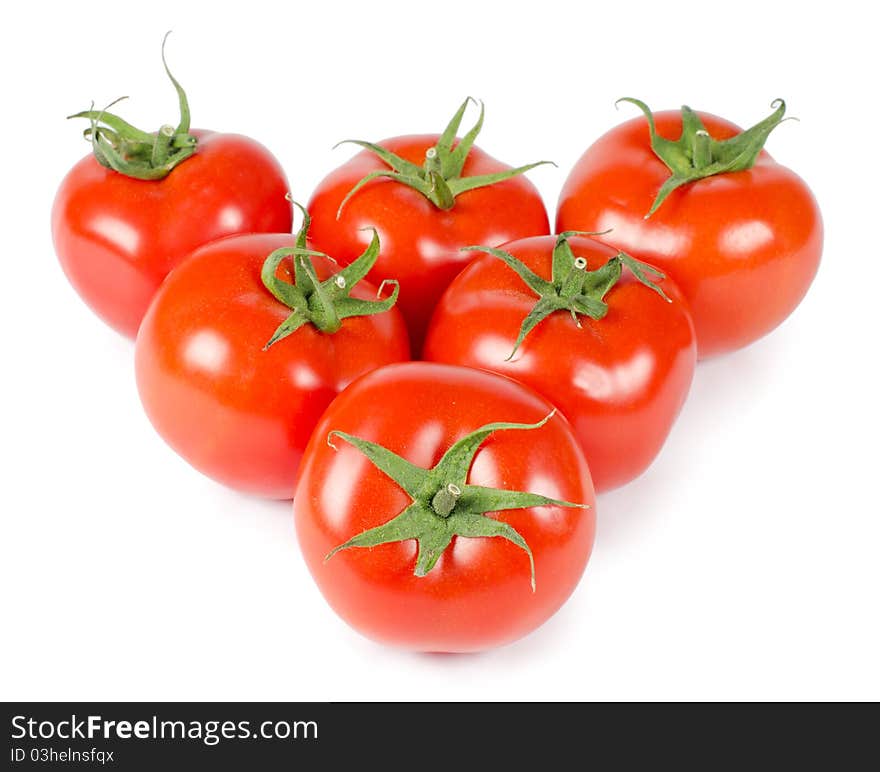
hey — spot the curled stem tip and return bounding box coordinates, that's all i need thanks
[67,32,198,180]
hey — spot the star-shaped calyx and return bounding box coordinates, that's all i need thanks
[618,97,789,216]
[260,202,399,348]
[335,97,553,216]
[325,412,589,591]
[68,32,198,180]
[463,231,671,360]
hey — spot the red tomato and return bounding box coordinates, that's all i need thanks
[294,362,595,652]
[556,101,822,358]
[307,101,550,352]
[135,232,409,499]
[52,38,292,338]
[53,132,291,338]
[423,235,696,492]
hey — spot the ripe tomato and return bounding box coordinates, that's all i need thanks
[556,99,822,358]
[52,38,292,338]
[294,362,596,652]
[423,234,696,492]
[135,226,409,499]
[307,99,550,352]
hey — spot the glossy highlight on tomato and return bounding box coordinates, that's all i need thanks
[294,362,596,652]
[135,232,409,499]
[424,235,696,492]
[556,105,822,358]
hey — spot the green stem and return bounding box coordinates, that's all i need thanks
[335,98,553,216]
[431,484,462,517]
[424,146,442,175]
[151,124,176,167]
[68,33,198,180]
[617,97,789,216]
[325,412,589,590]
[692,130,712,169]
[261,209,400,348]
[464,233,671,358]
[301,257,342,334]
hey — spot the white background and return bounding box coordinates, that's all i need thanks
[2,1,877,701]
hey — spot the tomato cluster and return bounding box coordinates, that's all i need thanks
[53,39,821,652]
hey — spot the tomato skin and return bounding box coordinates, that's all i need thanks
[307,135,550,353]
[423,236,696,492]
[52,131,292,338]
[556,110,822,358]
[134,233,409,499]
[294,362,595,652]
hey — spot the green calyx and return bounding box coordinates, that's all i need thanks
[464,231,670,360]
[67,32,198,180]
[335,97,553,217]
[261,203,399,348]
[325,411,588,591]
[618,97,789,217]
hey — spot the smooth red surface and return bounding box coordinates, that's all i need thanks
[307,135,550,353]
[556,110,822,358]
[423,236,697,492]
[52,131,292,338]
[135,233,409,499]
[294,363,595,652]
